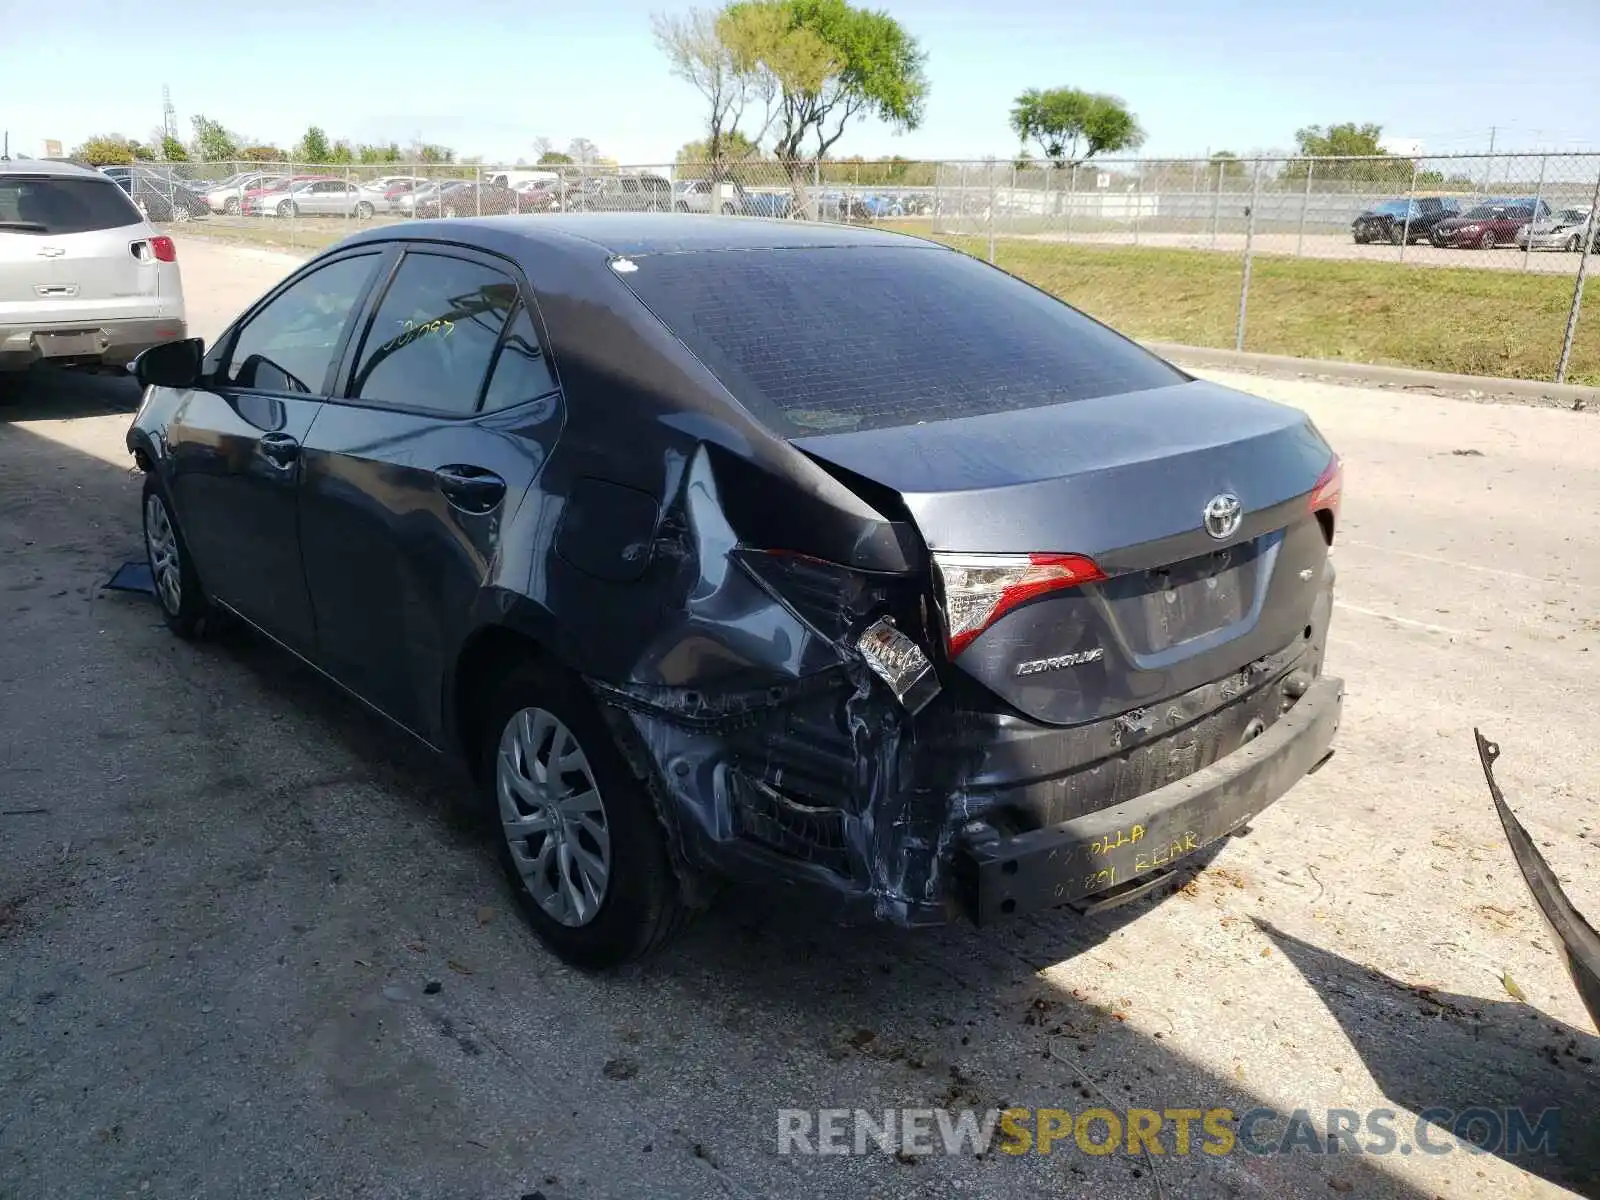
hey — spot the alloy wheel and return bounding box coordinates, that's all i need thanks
[496,707,612,928]
[144,493,182,615]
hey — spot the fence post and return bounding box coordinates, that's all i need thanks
[987,164,996,263]
[1399,159,1419,263]
[812,158,820,222]
[1522,154,1547,273]
[1211,161,1223,248]
[1555,161,1600,383]
[475,163,482,217]
[1295,159,1314,257]
[1066,163,1077,242]
[1010,163,1018,235]
[1236,161,1262,353]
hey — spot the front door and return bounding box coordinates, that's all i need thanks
[299,247,561,739]
[166,249,389,654]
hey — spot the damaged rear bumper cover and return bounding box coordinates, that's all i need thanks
[599,658,1343,929]
[953,675,1342,923]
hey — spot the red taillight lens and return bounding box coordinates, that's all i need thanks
[149,236,176,263]
[1309,453,1342,542]
[933,551,1106,657]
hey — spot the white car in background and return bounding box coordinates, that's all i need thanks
[1,160,186,377]
[203,171,288,216]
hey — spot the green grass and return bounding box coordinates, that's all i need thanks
[880,230,1598,385]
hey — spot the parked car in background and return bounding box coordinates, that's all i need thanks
[204,171,288,216]
[412,182,521,218]
[124,213,1343,968]
[1351,196,1461,244]
[1430,198,1551,249]
[101,166,209,223]
[245,178,377,219]
[515,179,564,212]
[566,174,672,212]
[1515,207,1597,253]
[238,173,317,214]
[673,179,740,215]
[1,160,186,376]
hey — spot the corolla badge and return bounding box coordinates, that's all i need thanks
[1203,492,1242,540]
[1016,647,1104,677]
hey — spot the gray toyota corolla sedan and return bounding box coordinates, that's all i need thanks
[126,215,1343,969]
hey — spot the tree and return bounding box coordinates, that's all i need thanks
[1210,150,1246,178]
[1008,87,1143,168]
[70,135,135,167]
[654,8,766,175]
[238,145,288,162]
[566,138,602,164]
[127,140,155,161]
[358,142,401,164]
[296,126,332,163]
[1294,122,1384,158]
[537,150,573,165]
[160,135,189,162]
[190,114,237,162]
[720,0,927,186]
[676,131,766,178]
[1285,122,1402,182]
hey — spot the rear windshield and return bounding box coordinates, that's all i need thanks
[619,245,1185,435]
[1372,200,1410,216]
[0,175,143,235]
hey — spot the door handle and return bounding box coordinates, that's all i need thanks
[259,432,300,467]
[434,465,506,514]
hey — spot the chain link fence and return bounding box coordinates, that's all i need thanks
[136,152,1600,385]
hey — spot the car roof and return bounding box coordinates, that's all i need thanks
[345,213,933,257]
[0,158,110,180]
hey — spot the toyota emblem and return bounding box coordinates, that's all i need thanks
[1203,493,1242,540]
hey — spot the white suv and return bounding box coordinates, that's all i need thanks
[1,160,187,374]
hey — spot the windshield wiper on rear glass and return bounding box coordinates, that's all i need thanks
[0,221,49,232]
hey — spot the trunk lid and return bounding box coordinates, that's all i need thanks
[795,380,1335,725]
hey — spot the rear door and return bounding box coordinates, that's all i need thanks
[298,246,562,738]
[165,249,390,654]
[0,172,164,327]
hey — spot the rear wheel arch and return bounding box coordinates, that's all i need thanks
[451,623,552,778]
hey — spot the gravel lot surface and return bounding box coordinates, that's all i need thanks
[2,237,1597,1200]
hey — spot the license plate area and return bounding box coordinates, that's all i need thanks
[33,330,105,358]
[1101,540,1261,654]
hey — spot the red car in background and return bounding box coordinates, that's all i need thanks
[1431,198,1552,249]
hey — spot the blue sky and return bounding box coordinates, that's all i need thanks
[2,0,1596,165]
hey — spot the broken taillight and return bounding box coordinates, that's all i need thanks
[933,552,1107,657]
[1309,453,1342,543]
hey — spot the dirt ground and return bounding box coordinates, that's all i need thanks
[2,238,1597,1200]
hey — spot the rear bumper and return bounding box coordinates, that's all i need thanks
[0,317,188,369]
[951,674,1343,923]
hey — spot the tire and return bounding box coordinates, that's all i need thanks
[277,200,296,218]
[134,198,150,220]
[443,204,458,218]
[172,204,193,224]
[355,201,375,219]
[481,660,687,970]
[1480,230,1497,250]
[675,202,689,213]
[1353,233,1368,244]
[1389,223,1405,246]
[224,197,240,215]
[142,475,211,640]
[720,202,736,216]
[1566,234,1582,253]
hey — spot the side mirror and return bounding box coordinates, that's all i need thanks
[132,337,205,390]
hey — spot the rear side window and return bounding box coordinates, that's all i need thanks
[0,176,142,234]
[480,305,557,412]
[350,252,519,415]
[620,245,1185,436]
